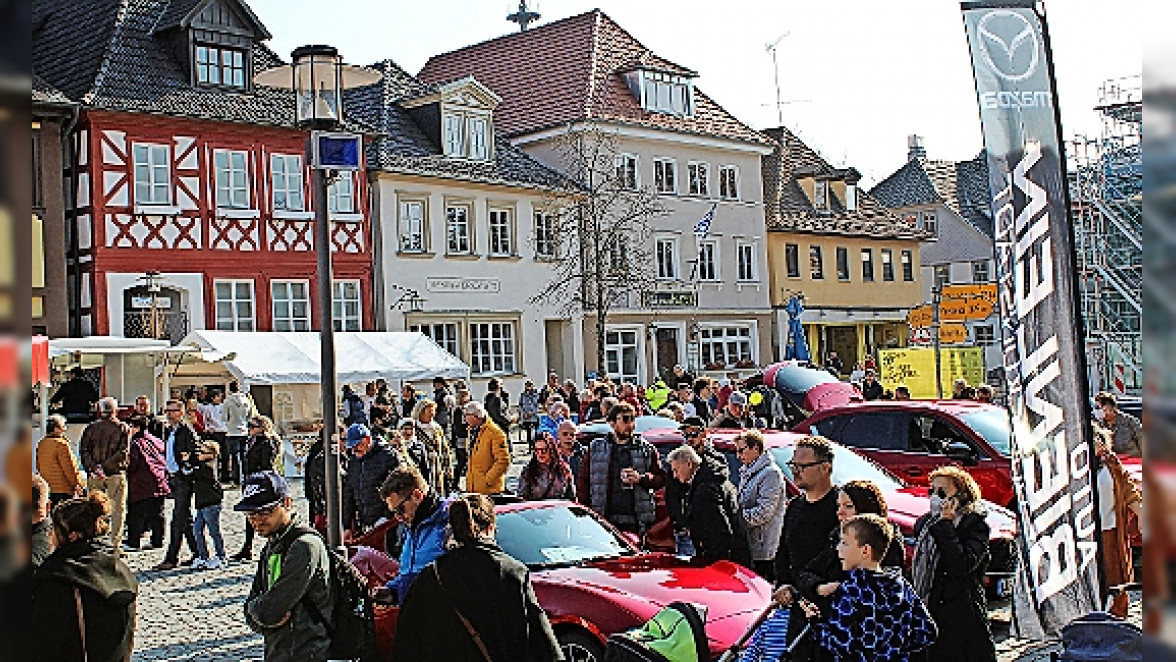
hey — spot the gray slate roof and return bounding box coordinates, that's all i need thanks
[32,0,366,131]
[870,154,994,238]
[762,127,928,241]
[33,74,73,107]
[346,60,569,190]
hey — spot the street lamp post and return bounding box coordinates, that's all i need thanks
[255,46,379,550]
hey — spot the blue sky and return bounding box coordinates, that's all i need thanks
[248,0,1141,186]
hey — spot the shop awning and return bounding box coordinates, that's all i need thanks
[48,336,184,358]
[31,336,50,385]
[177,331,470,385]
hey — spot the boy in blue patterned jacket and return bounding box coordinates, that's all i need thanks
[802,514,937,662]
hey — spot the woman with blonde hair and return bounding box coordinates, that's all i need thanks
[912,465,994,662]
[413,399,455,495]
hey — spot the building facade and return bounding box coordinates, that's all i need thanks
[870,137,1000,372]
[33,76,75,337]
[349,61,570,394]
[762,128,928,371]
[33,0,375,343]
[419,10,775,384]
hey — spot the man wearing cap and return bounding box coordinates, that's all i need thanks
[666,416,731,556]
[241,471,333,662]
[341,423,401,540]
[710,391,751,430]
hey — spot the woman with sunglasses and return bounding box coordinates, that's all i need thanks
[230,416,280,561]
[516,433,575,501]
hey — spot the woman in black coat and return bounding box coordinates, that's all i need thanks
[391,494,562,662]
[32,493,138,662]
[230,415,280,561]
[911,466,996,662]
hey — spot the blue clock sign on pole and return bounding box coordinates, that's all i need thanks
[312,131,361,170]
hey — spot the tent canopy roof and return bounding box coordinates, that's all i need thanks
[177,331,470,385]
[48,336,188,358]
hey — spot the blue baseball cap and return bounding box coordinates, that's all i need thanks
[345,423,371,449]
[234,471,289,512]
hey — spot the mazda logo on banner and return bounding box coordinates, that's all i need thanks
[961,0,1102,640]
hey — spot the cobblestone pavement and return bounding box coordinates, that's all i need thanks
[127,433,1142,661]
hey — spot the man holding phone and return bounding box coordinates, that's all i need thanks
[577,402,667,538]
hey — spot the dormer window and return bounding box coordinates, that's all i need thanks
[623,70,694,117]
[196,45,247,88]
[813,180,830,211]
[845,184,857,212]
[442,111,491,160]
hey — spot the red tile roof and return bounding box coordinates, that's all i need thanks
[418,10,768,146]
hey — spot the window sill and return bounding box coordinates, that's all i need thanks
[736,281,760,289]
[446,253,481,261]
[487,254,522,261]
[135,205,181,215]
[330,213,364,222]
[273,210,315,221]
[397,250,435,258]
[534,255,560,263]
[217,208,260,219]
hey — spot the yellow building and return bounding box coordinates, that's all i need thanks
[761,128,929,372]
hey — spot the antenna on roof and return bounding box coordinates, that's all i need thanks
[507,0,541,32]
[766,32,789,127]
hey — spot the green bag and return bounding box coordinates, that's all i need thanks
[604,602,710,662]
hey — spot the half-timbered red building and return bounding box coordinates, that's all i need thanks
[34,0,374,341]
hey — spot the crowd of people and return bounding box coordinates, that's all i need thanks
[27,363,1145,662]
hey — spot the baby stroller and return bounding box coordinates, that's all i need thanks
[603,602,710,662]
[718,604,810,662]
[1051,583,1142,662]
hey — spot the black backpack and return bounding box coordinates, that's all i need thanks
[278,526,379,662]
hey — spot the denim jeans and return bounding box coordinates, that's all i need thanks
[192,504,225,560]
[674,530,696,558]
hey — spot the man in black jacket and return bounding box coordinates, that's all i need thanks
[155,399,200,570]
[666,445,751,567]
[665,417,729,556]
[341,423,400,539]
[484,378,511,434]
[50,366,99,422]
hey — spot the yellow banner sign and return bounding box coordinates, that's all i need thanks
[878,346,986,398]
[940,324,968,344]
[941,284,998,301]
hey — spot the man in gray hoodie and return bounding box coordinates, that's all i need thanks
[222,381,253,485]
[241,471,332,662]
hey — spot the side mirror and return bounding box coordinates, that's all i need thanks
[623,531,642,548]
[945,441,979,466]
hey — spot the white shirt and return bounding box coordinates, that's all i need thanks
[1098,466,1116,530]
[202,402,226,433]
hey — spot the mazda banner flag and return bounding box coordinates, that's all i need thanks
[961,1,1101,638]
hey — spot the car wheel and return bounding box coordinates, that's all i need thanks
[558,629,605,662]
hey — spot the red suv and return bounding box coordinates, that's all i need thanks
[793,400,1015,508]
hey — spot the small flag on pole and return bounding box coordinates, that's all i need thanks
[694,203,717,237]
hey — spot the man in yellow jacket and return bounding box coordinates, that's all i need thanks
[463,401,511,494]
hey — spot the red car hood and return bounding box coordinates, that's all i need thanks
[804,383,860,413]
[535,553,772,646]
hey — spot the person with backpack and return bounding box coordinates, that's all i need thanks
[390,493,561,662]
[342,385,367,427]
[241,471,334,662]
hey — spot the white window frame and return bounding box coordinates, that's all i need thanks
[271,280,311,332]
[196,45,246,89]
[972,260,990,283]
[468,116,489,160]
[845,183,857,212]
[697,239,720,281]
[443,113,466,158]
[687,162,709,197]
[399,200,427,253]
[469,321,518,375]
[488,207,514,257]
[412,323,460,357]
[213,279,255,331]
[785,243,801,279]
[328,173,355,215]
[615,154,639,191]
[809,245,824,280]
[881,248,895,281]
[719,165,739,200]
[653,158,677,195]
[640,71,693,116]
[813,180,829,210]
[332,280,362,331]
[737,240,758,282]
[902,250,915,281]
[921,210,938,236]
[604,326,644,384]
[698,324,756,370]
[214,149,250,210]
[655,236,679,280]
[861,248,875,282]
[934,264,951,288]
[534,210,557,259]
[133,143,171,206]
[270,154,304,212]
[836,246,851,281]
[446,203,472,255]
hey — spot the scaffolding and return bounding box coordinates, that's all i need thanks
[1069,76,1142,395]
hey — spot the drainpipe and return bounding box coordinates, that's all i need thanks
[60,104,81,337]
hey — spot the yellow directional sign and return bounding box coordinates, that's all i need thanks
[942,284,998,301]
[940,298,993,321]
[939,323,968,344]
[907,305,933,327]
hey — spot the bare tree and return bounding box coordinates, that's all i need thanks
[530,123,667,379]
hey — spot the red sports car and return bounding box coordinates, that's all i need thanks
[372,499,774,662]
[640,426,1019,599]
[792,400,1016,507]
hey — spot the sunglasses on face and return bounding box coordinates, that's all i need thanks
[786,460,827,472]
[617,415,635,423]
[389,493,414,518]
[246,505,279,520]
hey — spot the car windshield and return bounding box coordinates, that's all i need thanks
[956,409,1012,456]
[495,504,634,568]
[769,445,904,492]
[773,364,840,394]
[580,416,678,437]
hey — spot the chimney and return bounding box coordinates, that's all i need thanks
[907,134,926,161]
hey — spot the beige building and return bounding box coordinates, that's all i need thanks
[762,128,928,371]
[419,10,776,384]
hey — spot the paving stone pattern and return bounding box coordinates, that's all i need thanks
[127,432,1140,661]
